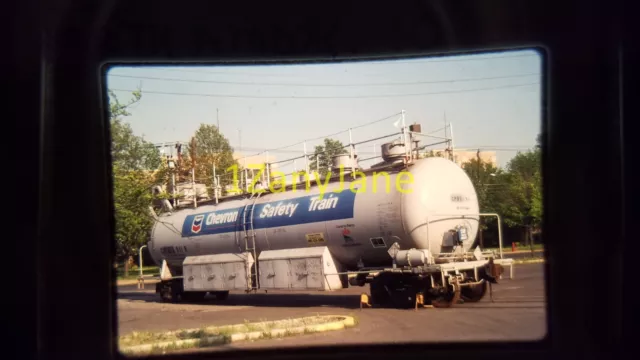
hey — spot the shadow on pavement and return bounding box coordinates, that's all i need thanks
[118,291,363,309]
[118,290,546,310]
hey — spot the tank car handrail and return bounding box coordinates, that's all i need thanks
[418,213,504,259]
[249,192,262,289]
[407,213,503,259]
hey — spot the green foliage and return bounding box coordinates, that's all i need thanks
[108,90,160,259]
[109,89,161,171]
[112,164,155,259]
[502,149,542,228]
[183,124,237,192]
[422,149,446,159]
[111,120,162,171]
[309,138,348,177]
[461,139,542,230]
[462,159,500,209]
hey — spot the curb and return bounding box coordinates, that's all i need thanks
[121,315,356,354]
[116,279,160,287]
[513,259,545,265]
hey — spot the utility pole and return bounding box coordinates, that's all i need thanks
[303,141,309,176]
[237,129,243,191]
[217,108,219,130]
[443,112,449,159]
[477,148,483,248]
[213,162,218,204]
[172,171,177,208]
[175,142,182,183]
[476,149,481,178]
[191,168,197,208]
[190,137,197,209]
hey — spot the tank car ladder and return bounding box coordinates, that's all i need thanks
[242,191,262,292]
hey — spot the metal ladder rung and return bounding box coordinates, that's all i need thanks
[242,191,261,290]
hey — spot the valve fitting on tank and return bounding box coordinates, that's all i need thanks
[448,229,462,246]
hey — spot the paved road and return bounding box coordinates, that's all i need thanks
[117,263,547,351]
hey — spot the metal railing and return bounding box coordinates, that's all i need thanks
[156,110,456,202]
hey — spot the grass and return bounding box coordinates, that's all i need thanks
[485,243,544,253]
[119,315,354,355]
[348,312,360,326]
[513,257,545,264]
[115,265,159,280]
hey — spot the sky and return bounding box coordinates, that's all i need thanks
[105,48,542,174]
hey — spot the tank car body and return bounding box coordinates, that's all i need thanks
[150,156,508,308]
[149,157,479,272]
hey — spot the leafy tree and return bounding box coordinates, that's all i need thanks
[112,164,155,260]
[109,89,161,171]
[180,124,238,194]
[461,158,505,247]
[108,90,160,262]
[111,120,162,171]
[503,148,542,228]
[461,158,502,214]
[309,138,348,177]
[460,137,542,247]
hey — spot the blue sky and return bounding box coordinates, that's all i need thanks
[106,48,541,172]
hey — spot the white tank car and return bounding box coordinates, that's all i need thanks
[148,157,479,272]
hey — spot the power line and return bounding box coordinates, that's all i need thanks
[132,53,538,76]
[240,112,401,157]
[151,68,302,78]
[110,82,539,100]
[108,73,538,87]
[453,147,534,152]
[153,112,402,158]
[358,53,538,65]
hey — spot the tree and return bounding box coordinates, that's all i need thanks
[182,124,237,194]
[109,89,161,171]
[460,138,542,248]
[108,90,160,264]
[461,158,501,213]
[111,120,162,171]
[461,158,504,248]
[309,138,348,177]
[112,164,155,261]
[503,149,542,227]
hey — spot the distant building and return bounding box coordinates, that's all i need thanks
[424,149,497,167]
[233,152,279,170]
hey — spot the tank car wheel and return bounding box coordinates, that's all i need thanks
[159,282,181,303]
[370,273,424,309]
[369,277,393,308]
[214,291,229,300]
[159,289,172,303]
[431,285,462,308]
[460,281,487,303]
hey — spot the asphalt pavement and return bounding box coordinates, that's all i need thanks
[116,263,547,352]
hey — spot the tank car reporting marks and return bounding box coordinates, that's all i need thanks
[305,233,326,245]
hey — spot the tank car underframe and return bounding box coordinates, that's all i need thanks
[349,259,505,308]
[155,278,230,303]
